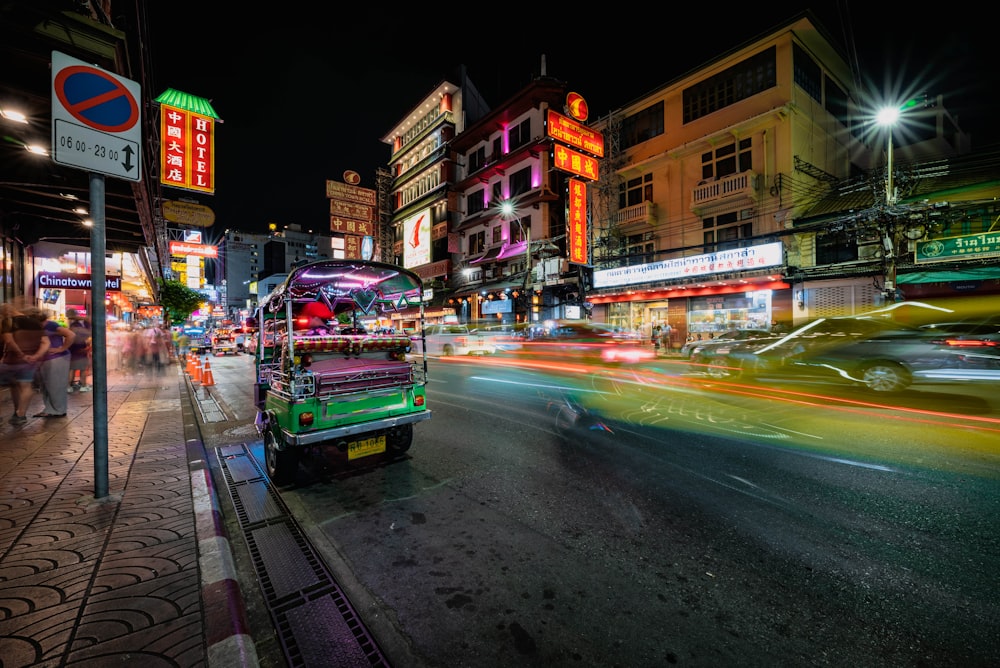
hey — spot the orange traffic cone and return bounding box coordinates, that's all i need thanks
[192,356,203,383]
[201,359,215,387]
[186,352,195,375]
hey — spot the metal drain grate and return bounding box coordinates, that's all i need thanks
[216,443,390,667]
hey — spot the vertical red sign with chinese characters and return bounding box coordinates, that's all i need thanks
[568,179,587,265]
[160,103,215,193]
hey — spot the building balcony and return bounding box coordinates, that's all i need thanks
[614,201,656,226]
[691,171,758,212]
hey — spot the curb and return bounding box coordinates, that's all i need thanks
[180,374,260,667]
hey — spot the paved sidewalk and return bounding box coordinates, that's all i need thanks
[0,365,257,667]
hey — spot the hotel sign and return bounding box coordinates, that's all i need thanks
[160,101,215,193]
[37,271,122,291]
[546,109,604,158]
[554,144,599,181]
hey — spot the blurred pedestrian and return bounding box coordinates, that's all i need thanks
[0,301,50,424]
[67,308,93,391]
[29,307,74,418]
[660,322,673,354]
[651,324,661,353]
[144,323,168,374]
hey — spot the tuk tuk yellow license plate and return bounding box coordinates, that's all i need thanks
[347,434,386,460]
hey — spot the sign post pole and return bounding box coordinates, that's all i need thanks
[90,174,110,498]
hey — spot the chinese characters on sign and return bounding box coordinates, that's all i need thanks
[327,178,378,259]
[160,103,215,193]
[554,145,599,181]
[568,179,587,265]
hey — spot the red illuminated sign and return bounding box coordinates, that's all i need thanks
[169,240,218,257]
[546,109,604,158]
[568,179,587,265]
[160,103,215,193]
[566,92,588,122]
[553,144,599,181]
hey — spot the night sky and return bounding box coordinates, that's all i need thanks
[146,4,1000,236]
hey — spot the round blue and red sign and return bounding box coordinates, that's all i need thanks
[54,65,140,133]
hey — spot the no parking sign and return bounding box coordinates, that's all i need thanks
[51,51,142,182]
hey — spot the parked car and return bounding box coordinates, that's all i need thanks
[210,328,239,356]
[713,314,1000,392]
[681,328,773,363]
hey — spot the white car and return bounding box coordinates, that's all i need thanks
[414,324,496,356]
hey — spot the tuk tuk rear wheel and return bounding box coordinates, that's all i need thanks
[264,428,299,484]
[386,423,413,455]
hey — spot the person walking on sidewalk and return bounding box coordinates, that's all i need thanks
[67,308,93,391]
[0,302,50,424]
[28,307,75,418]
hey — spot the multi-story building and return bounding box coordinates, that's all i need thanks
[586,13,873,342]
[584,11,992,345]
[446,74,580,326]
[216,224,333,319]
[380,71,491,328]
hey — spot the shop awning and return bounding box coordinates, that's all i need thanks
[898,266,1000,283]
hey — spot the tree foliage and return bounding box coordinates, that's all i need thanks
[158,279,204,325]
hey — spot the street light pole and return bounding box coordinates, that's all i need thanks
[876,105,902,302]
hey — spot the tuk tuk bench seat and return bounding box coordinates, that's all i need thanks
[288,334,412,356]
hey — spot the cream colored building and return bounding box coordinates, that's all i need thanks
[588,13,881,343]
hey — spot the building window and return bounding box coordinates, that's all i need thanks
[468,146,485,173]
[492,225,502,244]
[467,189,486,215]
[618,173,653,209]
[702,209,753,252]
[492,181,502,203]
[624,231,655,264]
[793,43,822,104]
[701,138,752,181]
[469,230,485,256]
[825,75,850,132]
[508,118,531,151]
[509,216,529,244]
[621,101,664,149]
[509,166,532,198]
[815,231,859,264]
[683,46,776,123]
[491,136,502,161]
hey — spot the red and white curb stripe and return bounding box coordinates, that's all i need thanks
[190,441,259,667]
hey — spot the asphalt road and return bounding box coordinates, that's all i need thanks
[198,352,1000,667]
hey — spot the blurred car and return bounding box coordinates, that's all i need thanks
[681,328,773,363]
[498,319,656,365]
[414,323,496,356]
[711,315,1000,392]
[918,314,1000,341]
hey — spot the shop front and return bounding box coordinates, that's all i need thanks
[28,242,156,326]
[589,242,789,348]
